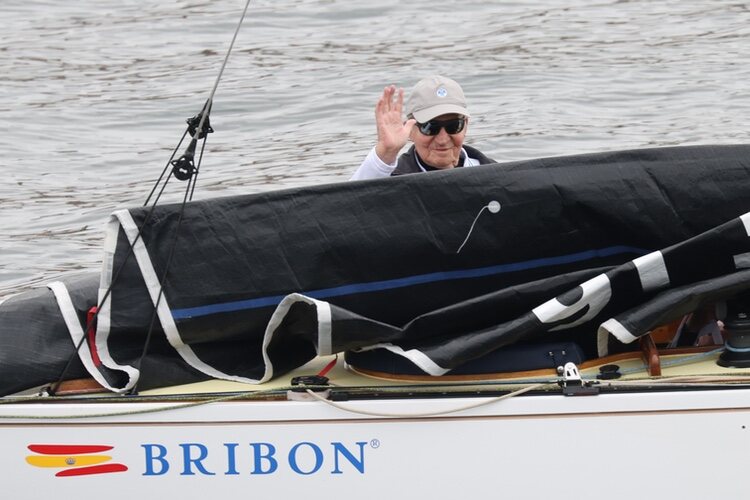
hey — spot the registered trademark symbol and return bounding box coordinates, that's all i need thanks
[370,439,380,449]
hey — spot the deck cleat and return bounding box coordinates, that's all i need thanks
[558,362,599,396]
[287,375,331,401]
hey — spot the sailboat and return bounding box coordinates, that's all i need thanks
[4,138,750,498]
[3,3,750,499]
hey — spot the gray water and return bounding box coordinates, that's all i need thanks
[2,0,749,298]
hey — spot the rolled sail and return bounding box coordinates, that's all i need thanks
[2,144,750,394]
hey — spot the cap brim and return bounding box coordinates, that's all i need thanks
[412,104,470,123]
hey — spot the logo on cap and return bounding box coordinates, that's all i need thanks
[436,86,448,98]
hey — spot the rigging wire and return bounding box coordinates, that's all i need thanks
[123,0,254,391]
[142,128,189,207]
[45,0,253,396]
[192,0,253,142]
[129,174,197,395]
[45,139,190,397]
[189,132,209,201]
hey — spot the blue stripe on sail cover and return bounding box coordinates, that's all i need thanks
[170,246,646,320]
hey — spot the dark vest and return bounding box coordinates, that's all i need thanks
[391,145,496,176]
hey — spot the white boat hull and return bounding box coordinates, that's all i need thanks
[3,384,749,499]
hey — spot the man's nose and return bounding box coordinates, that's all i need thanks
[435,127,451,141]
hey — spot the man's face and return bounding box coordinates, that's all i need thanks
[410,113,468,169]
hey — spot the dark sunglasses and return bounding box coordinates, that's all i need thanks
[416,117,466,136]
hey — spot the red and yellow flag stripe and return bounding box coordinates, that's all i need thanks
[26,444,128,477]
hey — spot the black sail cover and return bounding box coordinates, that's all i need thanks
[3,144,750,395]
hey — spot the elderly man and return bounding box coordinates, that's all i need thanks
[351,75,496,180]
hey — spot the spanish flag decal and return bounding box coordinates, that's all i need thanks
[26,444,128,477]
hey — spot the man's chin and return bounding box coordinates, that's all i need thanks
[429,155,458,169]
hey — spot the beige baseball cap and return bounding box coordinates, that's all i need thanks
[405,75,470,123]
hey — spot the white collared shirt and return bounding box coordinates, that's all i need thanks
[350,147,481,180]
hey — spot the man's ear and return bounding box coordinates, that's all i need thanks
[408,127,417,142]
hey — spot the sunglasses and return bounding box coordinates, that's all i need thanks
[416,117,466,136]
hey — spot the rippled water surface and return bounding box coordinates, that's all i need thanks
[2,0,749,297]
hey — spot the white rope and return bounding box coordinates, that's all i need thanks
[4,373,750,420]
[304,382,547,418]
[456,200,501,254]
